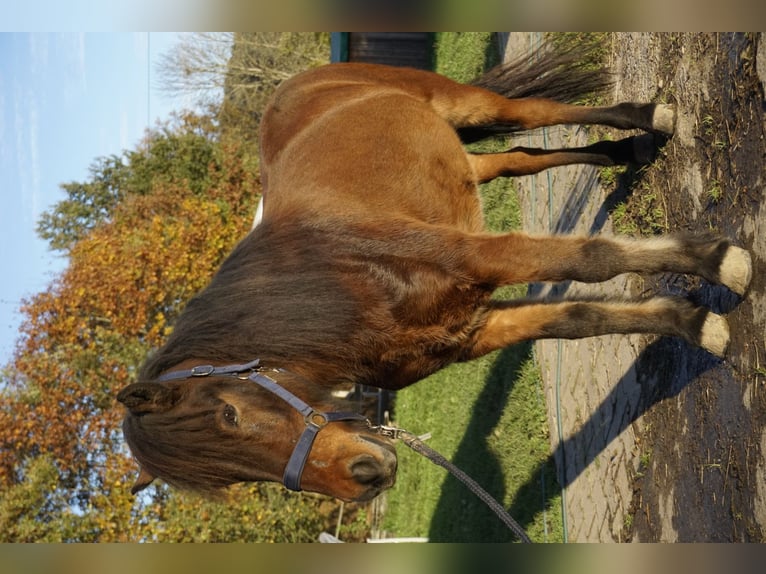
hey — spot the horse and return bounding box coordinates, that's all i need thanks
[117,46,752,504]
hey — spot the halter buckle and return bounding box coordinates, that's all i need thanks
[369,424,406,440]
[190,365,215,377]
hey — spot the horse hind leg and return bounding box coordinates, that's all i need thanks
[439,89,676,137]
[583,102,675,135]
[452,50,676,136]
[325,62,674,137]
[468,134,661,183]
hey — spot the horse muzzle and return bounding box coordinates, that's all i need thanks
[348,440,398,501]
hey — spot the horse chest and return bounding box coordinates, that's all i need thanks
[352,275,490,388]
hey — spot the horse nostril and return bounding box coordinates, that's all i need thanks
[350,456,387,485]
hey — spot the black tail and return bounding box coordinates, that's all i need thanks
[460,38,613,143]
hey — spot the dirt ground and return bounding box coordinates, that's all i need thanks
[501,32,765,542]
[611,33,766,543]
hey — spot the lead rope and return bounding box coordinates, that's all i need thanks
[372,424,532,543]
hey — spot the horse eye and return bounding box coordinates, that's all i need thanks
[223,404,239,427]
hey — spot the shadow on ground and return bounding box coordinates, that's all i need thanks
[426,334,721,542]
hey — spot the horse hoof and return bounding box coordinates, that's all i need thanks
[651,104,675,135]
[700,312,729,358]
[719,246,752,296]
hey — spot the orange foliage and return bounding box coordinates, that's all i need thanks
[1,130,258,499]
[0,109,359,543]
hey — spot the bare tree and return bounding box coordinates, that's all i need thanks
[155,32,232,106]
[156,32,330,109]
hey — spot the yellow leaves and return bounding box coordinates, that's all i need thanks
[53,190,249,345]
[136,483,336,542]
[2,112,266,541]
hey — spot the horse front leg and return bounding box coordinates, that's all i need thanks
[461,232,752,296]
[463,296,730,358]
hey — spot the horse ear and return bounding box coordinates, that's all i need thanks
[117,383,177,415]
[131,467,156,494]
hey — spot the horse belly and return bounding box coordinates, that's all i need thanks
[266,92,484,231]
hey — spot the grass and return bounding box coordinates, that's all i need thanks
[611,179,668,235]
[707,179,723,204]
[432,32,500,83]
[379,33,563,543]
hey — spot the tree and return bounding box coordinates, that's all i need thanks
[2,115,256,529]
[36,112,222,254]
[0,455,76,542]
[0,36,374,541]
[156,33,330,109]
[35,155,128,252]
[2,111,370,542]
[157,33,330,150]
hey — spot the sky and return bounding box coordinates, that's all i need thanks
[0,33,194,367]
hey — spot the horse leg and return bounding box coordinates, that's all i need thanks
[432,86,675,136]
[468,135,658,183]
[458,232,752,297]
[463,297,729,358]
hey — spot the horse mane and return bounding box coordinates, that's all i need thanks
[138,219,363,384]
[127,220,371,494]
[120,381,264,495]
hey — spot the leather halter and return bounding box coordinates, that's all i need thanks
[157,359,368,491]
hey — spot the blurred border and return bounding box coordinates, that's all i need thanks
[3,1,765,571]
[3,0,765,31]
[2,544,766,574]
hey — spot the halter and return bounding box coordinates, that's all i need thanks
[156,359,532,542]
[156,359,368,491]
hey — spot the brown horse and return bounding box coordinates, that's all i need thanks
[117,49,752,503]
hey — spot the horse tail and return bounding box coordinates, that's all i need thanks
[460,37,613,143]
[472,37,613,103]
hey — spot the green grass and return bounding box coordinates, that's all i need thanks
[432,32,499,83]
[612,180,668,235]
[380,33,563,543]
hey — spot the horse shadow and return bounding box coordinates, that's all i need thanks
[425,342,535,542]
[428,153,731,542]
[427,336,722,542]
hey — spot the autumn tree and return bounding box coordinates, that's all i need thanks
[0,110,365,542]
[0,33,373,542]
[36,112,222,254]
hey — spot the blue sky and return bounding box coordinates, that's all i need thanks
[0,33,192,366]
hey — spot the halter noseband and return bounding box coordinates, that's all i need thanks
[157,359,368,491]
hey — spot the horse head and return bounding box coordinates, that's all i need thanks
[117,361,398,502]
